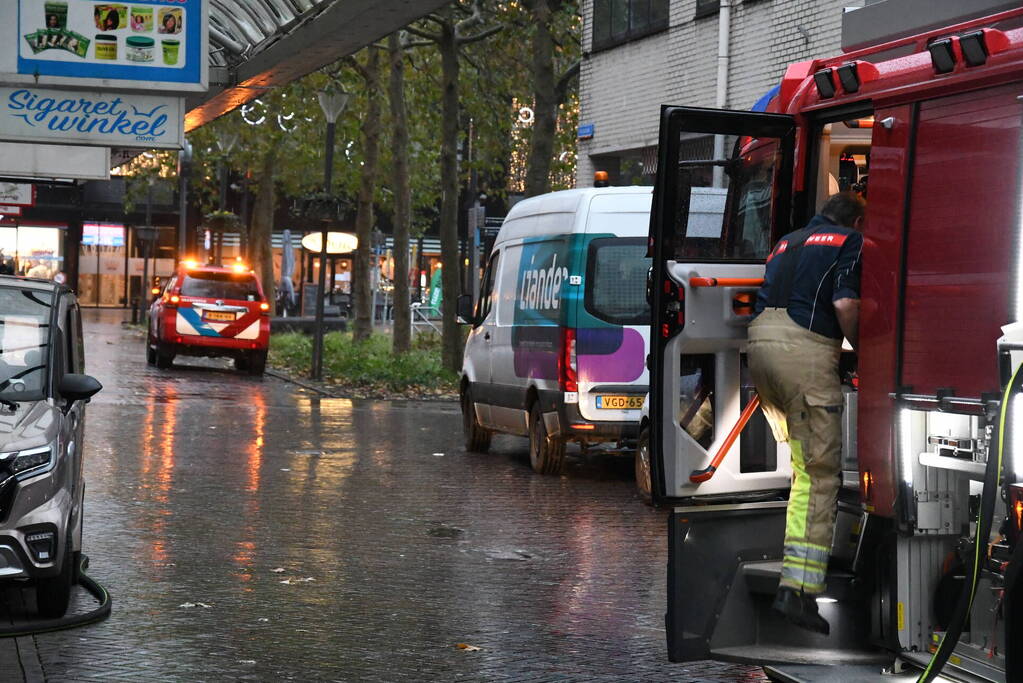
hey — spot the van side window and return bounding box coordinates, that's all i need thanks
[585,237,650,325]
[475,251,499,323]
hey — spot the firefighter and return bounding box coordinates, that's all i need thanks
[748,191,865,635]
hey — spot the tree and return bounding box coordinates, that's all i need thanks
[406,1,503,373]
[522,0,580,197]
[388,32,413,354]
[345,47,385,343]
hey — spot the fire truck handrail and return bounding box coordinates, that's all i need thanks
[689,277,764,288]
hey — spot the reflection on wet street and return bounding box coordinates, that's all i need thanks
[9,310,765,681]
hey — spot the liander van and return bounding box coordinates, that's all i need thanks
[459,185,726,474]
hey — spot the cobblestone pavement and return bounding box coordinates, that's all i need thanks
[0,310,768,682]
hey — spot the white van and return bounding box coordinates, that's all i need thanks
[458,186,672,474]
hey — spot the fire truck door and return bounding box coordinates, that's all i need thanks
[649,106,797,504]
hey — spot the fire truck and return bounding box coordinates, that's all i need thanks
[646,6,1023,682]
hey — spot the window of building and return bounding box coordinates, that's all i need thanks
[694,0,722,19]
[592,0,669,51]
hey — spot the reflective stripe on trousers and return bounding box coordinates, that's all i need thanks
[748,308,843,595]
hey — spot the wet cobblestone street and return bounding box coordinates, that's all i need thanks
[1,310,767,682]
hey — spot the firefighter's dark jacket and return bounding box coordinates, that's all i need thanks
[753,215,863,339]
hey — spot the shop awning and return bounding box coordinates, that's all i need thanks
[185,0,449,130]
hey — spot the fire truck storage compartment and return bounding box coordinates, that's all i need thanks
[899,85,1019,399]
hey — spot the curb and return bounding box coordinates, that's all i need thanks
[264,367,339,397]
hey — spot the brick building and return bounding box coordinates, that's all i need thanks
[576,0,856,186]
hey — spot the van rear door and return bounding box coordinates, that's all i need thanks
[575,195,652,426]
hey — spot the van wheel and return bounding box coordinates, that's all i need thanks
[462,388,491,453]
[529,403,565,475]
[635,426,653,505]
[36,536,73,618]
[146,342,156,366]
[155,344,174,369]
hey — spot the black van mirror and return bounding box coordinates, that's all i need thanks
[59,374,102,403]
[457,294,475,325]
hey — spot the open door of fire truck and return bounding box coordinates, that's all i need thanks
[649,95,1023,681]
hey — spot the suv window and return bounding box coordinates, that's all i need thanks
[585,237,650,325]
[180,272,260,301]
[0,287,53,401]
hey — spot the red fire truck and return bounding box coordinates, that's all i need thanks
[646,7,1023,682]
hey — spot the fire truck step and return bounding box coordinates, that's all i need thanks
[712,645,890,668]
[763,662,914,683]
[742,560,862,601]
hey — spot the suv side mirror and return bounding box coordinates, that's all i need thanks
[456,294,475,325]
[58,374,103,403]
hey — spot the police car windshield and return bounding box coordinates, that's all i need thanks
[0,287,52,402]
[585,237,650,326]
[180,272,259,301]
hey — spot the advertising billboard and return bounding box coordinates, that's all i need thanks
[0,1,207,92]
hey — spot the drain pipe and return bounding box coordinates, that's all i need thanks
[712,0,732,188]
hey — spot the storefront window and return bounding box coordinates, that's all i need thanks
[0,225,66,281]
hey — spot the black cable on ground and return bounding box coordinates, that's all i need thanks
[916,363,1022,682]
[0,554,111,637]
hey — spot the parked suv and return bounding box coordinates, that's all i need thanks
[0,277,102,617]
[148,261,271,375]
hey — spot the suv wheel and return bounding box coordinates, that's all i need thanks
[462,388,491,453]
[36,536,73,618]
[529,403,565,475]
[247,350,267,376]
[234,355,250,372]
[635,426,653,505]
[146,326,156,365]
[155,344,174,369]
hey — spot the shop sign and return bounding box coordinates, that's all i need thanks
[0,142,109,180]
[577,123,594,140]
[0,86,184,148]
[0,182,35,206]
[0,0,208,92]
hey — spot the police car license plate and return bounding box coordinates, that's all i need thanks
[204,311,235,322]
[596,395,643,410]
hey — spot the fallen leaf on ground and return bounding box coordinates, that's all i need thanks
[455,643,481,651]
[271,567,285,573]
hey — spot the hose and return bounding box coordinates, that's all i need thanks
[915,363,1021,682]
[0,554,112,637]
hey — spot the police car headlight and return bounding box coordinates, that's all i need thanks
[0,445,55,479]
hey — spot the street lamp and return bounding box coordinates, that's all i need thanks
[310,87,350,381]
[212,129,239,264]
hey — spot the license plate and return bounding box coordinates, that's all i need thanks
[204,311,235,322]
[595,395,643,410]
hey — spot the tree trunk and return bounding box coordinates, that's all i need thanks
[524,1,556,198]
[250,141,281,306]
[438,21,462,373]
[353,47,383,342]
[389,33,412,355]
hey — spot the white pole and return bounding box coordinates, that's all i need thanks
[712,0,732,188]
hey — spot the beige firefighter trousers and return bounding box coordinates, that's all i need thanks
[748,308,843,595]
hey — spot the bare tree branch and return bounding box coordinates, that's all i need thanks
[404,24,441,42]
[555,58,580,103]
[458,24,504,45]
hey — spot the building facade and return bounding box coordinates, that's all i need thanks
[576,0,856,186]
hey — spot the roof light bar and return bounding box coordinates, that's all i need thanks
[836,63,860,93]
[812,69,836,99]
[927,38,956,74]
[959,31,989,67]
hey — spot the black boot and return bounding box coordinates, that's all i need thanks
[772,586,830,635]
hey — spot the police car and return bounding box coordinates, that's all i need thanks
[147,261,271,375]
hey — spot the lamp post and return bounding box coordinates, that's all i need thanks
[177,139,192,260]
[213,130,239,264]
[310,88,350,381]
